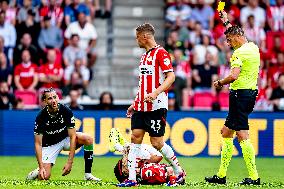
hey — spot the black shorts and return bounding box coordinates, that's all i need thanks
[225,89,258,131]
[131,108,167,137]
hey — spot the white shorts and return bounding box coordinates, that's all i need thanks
[42,137,70,164]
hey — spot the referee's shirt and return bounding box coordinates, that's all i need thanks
[229,42,260,90]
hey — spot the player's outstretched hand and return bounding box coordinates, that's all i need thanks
[62,162,72,176]
[126,104,134,118]
[39,167,47,180]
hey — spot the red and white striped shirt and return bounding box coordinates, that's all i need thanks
[133,45,173,112]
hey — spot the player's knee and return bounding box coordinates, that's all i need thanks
[85,135,93,145]
[151,141,163,150]
[131,133,142,143]
[236,132,248,142]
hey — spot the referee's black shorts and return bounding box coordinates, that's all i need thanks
[225,89,258,131]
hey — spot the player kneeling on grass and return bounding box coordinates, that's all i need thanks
[109,128,182,186]
[26,88,101,181]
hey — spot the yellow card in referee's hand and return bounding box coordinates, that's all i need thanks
[217,1,225,11]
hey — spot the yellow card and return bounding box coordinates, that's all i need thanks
[217,1,225,11]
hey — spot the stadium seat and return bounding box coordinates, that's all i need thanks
[266,31,284,51]
[192,92,214,110]
[14,90,37,105]
[218,91,229,110]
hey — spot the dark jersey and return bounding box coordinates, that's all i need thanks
[34,104,75,147]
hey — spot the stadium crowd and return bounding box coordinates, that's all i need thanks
[166,0,284,111]
[0,0,112,110]
[0,0,284,112]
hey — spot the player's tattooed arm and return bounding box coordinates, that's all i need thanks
[35,134,47,179]
[62,128,76,176]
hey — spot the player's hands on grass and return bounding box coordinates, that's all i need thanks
[39,167,47,180]
[143,92,158,103]
[62,162,72,176]
[126,104,134,118]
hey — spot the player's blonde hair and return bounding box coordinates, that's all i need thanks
[136,23,155,35]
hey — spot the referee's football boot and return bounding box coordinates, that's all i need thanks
[205,175,226,184]
[239,178,260,185]
[109,128,119,152]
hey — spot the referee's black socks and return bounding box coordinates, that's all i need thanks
[84,144,94,173]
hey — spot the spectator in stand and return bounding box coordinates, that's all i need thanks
[192,34,218,66]
[0,10,16,64]
[265,35,284,65]
[172,49,191,107]
[94,0,112,19]
[168,90,180,111]
[14,50,38,91]
[0,36,9,66]
[98,91,114,110]
[191,0,214,30]
[64,58,90,95]
[187,21,211,49]
[17,0,40,24]
[240,0,265,28]
[268,52,284,89]
[0,81,16,109]
[16,9,41,46]
[192,51,218,92]
[38,15,63,51]
[270,73,284,111]
[39,0,64,28]
[64,0,90,25]
[39,49,63,89]
[166,30,185,53]
[0,52,12,86]
[17,0,41,7]
[68,88,84,110]
[65,11,97,68]
[0,0,16,25]
[243,15,266,51]
[165,0,191,29]
[63,34,87,67]
[13,33,39,66]
[267,0,284,31]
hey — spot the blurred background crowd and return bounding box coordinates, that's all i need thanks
[0,0,284,112]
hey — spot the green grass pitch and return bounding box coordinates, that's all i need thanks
[0,156,284,189]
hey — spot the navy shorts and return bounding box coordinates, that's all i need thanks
[131,108,167,137]
[225,89,258,131]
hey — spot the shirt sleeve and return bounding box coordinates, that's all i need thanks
[157,49,173,73]
[64,106,76,129]
[34,115,44,135]
[230,51,243,68]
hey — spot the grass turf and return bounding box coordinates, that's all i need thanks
[0,156,283,188]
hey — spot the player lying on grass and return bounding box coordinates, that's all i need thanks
[109,128,183,186]
[26,88,100,181]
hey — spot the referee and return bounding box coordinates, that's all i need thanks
[205,10,260,185]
